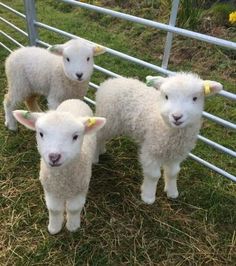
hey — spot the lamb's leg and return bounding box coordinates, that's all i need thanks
[163,162,180,199]
[66,193,86,232]
[44,191,64,234]
[140,154,161,204]
[3,93,17,131]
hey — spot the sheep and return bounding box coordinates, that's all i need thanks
[4,39,106,131]
[13,99,106,234]
[94,72,222,204]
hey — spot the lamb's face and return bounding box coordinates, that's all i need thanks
[159,78,204,128]
[62,44,94,82]
[36,113,85,167]
[48,40,106,83]
[13,108,106,168]
[146,73,223,129]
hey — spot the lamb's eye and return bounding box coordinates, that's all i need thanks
[165,95,168,100]
[66,57,70,62]
[39,132,43,138]
[73,135,79,141]
[193,97,197,102]
[87,57,90,62]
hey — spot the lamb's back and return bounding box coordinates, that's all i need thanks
[96,77,160,142]
[5,46,60,93]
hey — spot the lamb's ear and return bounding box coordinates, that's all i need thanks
[48,44,65,56]
[13,110,43,130]
[93,45,106,56]
[203,80,223,96]
[82,117,106,135]
[146,76,166,89]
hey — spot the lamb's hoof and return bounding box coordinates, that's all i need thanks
[66,221,80,232]
[141,193,155,205]
[166,190,179,199]
[48,224,62,235]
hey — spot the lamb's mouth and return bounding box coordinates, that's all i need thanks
[49,163,62,167]
[174,121,183,126]
[172,121,184,127]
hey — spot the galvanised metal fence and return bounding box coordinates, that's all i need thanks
[0,0,235,181]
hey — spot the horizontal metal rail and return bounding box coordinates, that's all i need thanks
[203,112,236,130]
[0,2,26,19]
[1,30,24,47]
[0,16,28,36]
[59,0,236,51]
[219,90,236,101]
[189,153,236,182]
[198,135,236,157]
[84,95,96,105]
[35,22,235,100]
[0,41,12,52]
[94,65,121,78]
[36,39,50,47]
[34,21,172,76]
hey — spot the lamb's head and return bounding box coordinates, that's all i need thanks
[48,39,106,82]
[13,110,106,168]
[146,72,222,128]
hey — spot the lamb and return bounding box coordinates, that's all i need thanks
[95,72,222,204]
[4,39,106,131]
[13,99,106,234]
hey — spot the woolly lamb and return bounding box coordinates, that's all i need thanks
[4,39,106,131]
[13,99,106,234]
[95,73,222,204]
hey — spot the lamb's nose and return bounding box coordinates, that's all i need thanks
[172,114,183,121]
[76,73,83,79]
[49,153,61,164]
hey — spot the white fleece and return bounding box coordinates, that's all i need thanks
[95,73,222,204]
[4,39,105,130]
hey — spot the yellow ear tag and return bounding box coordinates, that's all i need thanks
[94,46,105,54]
[204,81,211,95]
[87,118,96,127]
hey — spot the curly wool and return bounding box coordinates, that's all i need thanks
[95,76,201,164]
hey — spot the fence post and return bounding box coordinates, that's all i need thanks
[161,0,180,70]
[24,0,38,46]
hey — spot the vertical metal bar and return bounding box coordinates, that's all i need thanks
[161,0,180,70]
[24,0,38,46]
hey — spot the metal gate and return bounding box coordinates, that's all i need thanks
[0,0,235,181]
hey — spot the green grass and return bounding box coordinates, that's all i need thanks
[0,0,236,265]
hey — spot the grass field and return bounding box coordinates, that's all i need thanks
[0,0,236,265]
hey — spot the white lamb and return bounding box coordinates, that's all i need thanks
[95,72,222,204]
[13,99,106,234]
[4,39,106,131]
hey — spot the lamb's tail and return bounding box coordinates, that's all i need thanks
[25,95,42,112]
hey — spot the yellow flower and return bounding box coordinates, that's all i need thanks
[229,11,236,24]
